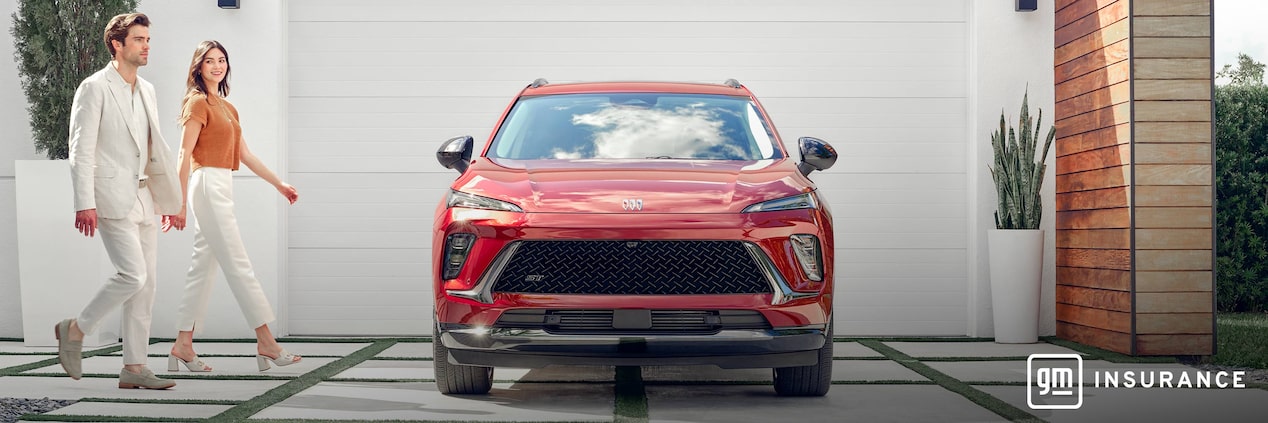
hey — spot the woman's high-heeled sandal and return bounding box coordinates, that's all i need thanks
[256,348,301,371]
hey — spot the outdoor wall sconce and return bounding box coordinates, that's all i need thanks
[218,0,240,9]
[1016,0,1037,11]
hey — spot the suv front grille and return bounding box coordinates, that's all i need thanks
[495,309,772,334]
[489,240,771,295]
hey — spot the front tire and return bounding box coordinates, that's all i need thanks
[433,325,493,395]
[773,324,832,396]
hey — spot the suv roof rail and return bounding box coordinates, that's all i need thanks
[723,78,742,88]
[529,78,550,88]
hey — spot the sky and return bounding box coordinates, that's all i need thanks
[1215,0,1268,81]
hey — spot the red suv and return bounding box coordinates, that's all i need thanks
[432,79,837,396]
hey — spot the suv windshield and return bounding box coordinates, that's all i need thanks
[488,93,783,160]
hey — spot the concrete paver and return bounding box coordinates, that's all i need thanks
[884,341,1085,358]
[641,361,927,383]
[375,342,433,359]
[123,342,372,357]
[927,360,1201,384]
[0,354,55,369]
[0,375,285,401]
[0,342,60,354]
[977,384,1268,422]
[333,360,615,382]
[647,384,1007,423]
[833,342,884,358]
[22,355,335,378]
[44,402,232,419]
[249,381,614,421]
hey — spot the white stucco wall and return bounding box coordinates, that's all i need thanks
[968,0,1058,337]
[0,0,286,339]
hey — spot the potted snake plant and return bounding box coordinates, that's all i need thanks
[987,92,1054,344]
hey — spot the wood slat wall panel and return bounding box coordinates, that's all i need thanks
[1056,165,1130,192]
[1135,59,1212,79]
[1137,292,1213,313]
[1056,1,1128,47]
[1134,80,1211,100]
[1056,208,1131,229]
[1134,37,1210,58]
[1136,122,1212,143]
[1056,0,1118,28]
[1056,228,1130,248]
[1057,267,1131,291]
[1135,185,1212,207]
[1057,82,1130,120]
[1134,144,1210,164]
[1057,248,1131,270]
[1136,229,1213,250]
[1058,321,1132,354]
[1133,17,1212,37]
[1056,19,1129,67]
[1056,123,1130,157]
[1057,60,1130,101]
[1136,335,1213,355]
[1056,0,1087,14]
[1136,207,1212,228]
[1137,271,1213,292]
[1136,250,1212,271]
[1058,304,1131,333]
[1055,40,1130,84]
[1056,187,1130,211]
[1058,286,1132,312]
[1134,164,1211,185]
[1136,313,1213,334]
[1055,102,1131,136]
[1135,100,1211,121]
[1133,0,1210,16]
[1056,144,1131,175]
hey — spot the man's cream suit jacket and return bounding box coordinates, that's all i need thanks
[68,64,181,219]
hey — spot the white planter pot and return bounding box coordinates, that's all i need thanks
[16,160,119,347]
[988,229,1043,344]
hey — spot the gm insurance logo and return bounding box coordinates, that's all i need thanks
[1027,354,1083,410]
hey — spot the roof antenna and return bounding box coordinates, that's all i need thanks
[529,78,550,88]
[723,79,742,88]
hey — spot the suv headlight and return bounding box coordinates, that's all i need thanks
[447,190,523,212]
[742,192,818,213]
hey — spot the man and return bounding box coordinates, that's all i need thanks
[55,12,182,390]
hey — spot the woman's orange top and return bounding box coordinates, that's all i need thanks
[180,92,242,171]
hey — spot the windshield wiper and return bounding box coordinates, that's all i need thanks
[645,156,674,159]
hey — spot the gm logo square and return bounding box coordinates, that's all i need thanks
[1027,353,1082,410]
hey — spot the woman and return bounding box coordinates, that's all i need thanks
[164,40,300,372]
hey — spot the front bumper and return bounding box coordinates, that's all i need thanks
[438,324,828,369]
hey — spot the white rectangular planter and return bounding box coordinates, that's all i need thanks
[16,160,119,347]
[988,229,1044,344]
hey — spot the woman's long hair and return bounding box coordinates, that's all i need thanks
[179,40,231,123]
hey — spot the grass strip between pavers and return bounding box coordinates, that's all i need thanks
[916,356,1033,362]
[19,415,200,422]
[18,372,296,381]
[858,339,1047,423]
[247,420,602,423]
[0,344,122,377]
[205,339,397,422]
[150,337,432,343]
[614,366,648,423]
[838,337,996,343]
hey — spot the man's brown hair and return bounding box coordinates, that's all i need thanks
[103,13,149,57]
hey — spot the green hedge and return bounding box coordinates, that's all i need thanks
[1216,83,1268,312]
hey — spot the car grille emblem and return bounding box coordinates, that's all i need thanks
[622,199,643,211]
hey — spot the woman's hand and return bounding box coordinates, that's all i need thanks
[277,183,298,204]
[162,207,187,232]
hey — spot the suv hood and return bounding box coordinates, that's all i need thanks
[453,158,812,214]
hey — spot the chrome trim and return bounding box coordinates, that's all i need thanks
[447,241,522,304]
[744,242,817,305]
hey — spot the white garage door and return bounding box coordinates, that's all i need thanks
[286,0,969,336]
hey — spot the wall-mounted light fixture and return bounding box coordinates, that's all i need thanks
[1016,0,1037,12]
[218,0,240,9]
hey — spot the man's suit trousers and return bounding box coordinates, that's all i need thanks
[78,186,158,365]
[177,167,276,333]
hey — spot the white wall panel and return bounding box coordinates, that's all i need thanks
[288,0,970,336]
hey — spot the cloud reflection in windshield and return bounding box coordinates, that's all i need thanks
[565,105,747,159]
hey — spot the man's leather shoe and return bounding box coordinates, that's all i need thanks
[118,368,176,390]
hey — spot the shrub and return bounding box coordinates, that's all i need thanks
[1215,83,1268,312]
[10,0,138,159]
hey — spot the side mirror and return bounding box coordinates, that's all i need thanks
[437,135,474,174]
[797,137,837,176]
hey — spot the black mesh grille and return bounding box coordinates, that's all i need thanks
[491,240,770,295]
[495,309,772,334]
